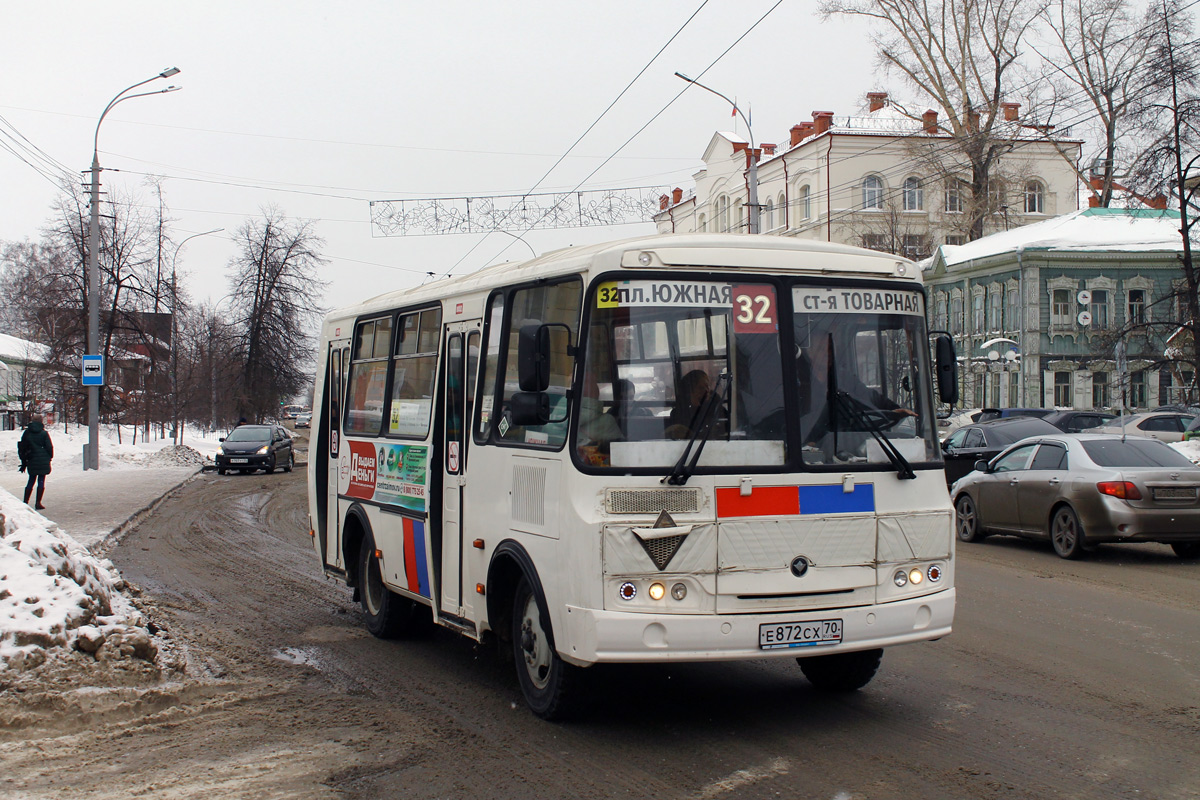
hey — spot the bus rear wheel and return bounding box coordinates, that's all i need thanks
[512,576,581,720]
[799,648,883,692]
[358,532,426,638]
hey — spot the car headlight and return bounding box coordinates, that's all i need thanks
[256,445,269,455]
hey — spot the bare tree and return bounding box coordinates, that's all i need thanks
[821,0,1046,240]
[1127,0,1200,392]
[226,209,328,422]
[1032,0,1152,206]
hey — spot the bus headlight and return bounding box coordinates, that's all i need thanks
[908,568,924,585]
[893,570,908,587]
[618,582,637,601]
[671,582,687,601]
[648,582,666,601]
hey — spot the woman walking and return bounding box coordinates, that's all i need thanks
[17,414,53,510]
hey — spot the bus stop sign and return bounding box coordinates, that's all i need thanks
[82,355,104,386]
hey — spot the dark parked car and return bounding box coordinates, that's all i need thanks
[975,407,1055,423]
[951,433,1200,559]
[940,416,1061,485]
[1042,410,1117,433]
[216,424,295,474]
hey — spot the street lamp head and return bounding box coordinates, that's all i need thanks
[160,67,181,78]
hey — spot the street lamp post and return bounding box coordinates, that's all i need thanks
[85,68,181,470]
[675,72,759,234]
[169,228,223,444]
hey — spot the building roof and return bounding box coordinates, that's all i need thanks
[930,207,1184,270]
[0,333,49,364]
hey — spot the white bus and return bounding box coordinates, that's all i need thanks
[307,233,959,719]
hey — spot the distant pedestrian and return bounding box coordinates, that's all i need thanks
[17,414,53,510]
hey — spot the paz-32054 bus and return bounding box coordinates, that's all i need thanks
[307,233,959,719]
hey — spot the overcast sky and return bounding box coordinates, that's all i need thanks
[0,1,879,313]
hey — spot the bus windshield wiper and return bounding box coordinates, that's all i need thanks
[833,390,916,480]
[664,373,731,486]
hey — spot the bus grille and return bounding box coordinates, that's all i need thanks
[636,533,687,570]
[606,488,701,515]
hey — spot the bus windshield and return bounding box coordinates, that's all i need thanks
[575,277,939,471]
[793,285,939,467]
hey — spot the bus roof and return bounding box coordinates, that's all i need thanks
[327,232,919,323]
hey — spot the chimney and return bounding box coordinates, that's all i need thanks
[761,143,776,156]
[1150,194,1168,210]
[659,194,670,211]
[790,125,805,146]
[745,147,762,169]
[672,187,683,204]
[922,109,939,134]
[967,109,980,131]
[867,92,887,112]
[1002,102,1020,122]
[732,141,748,154]
[813,111,834,134]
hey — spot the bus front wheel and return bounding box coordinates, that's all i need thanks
[358,532,425,638]
[512,576,580,720]
[799,648,883,692]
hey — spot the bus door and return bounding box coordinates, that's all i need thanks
[323,337,350,570]
[439,320,481,618]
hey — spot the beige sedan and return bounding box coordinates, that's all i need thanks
[1091,412,1197,443]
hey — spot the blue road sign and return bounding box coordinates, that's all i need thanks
[82,355,104,386]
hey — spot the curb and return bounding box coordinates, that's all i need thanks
[92,468,204,557]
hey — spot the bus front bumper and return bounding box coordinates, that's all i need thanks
[559,588,955,666]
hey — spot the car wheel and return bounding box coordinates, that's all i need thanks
[358,531,427,639]
[513,575,582,720]
[217,468,226,476]
[955,494,986,542]
[284,451,294,473]
[267,454,277,474]
[1050,505,1086,559]
[1171,541,1200,559]
[798,648,883,692]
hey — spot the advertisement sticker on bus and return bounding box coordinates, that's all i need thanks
[341,440,429,514]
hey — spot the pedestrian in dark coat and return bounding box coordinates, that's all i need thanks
[17,415,53,510]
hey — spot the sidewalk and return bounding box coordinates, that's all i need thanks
[0,466,200,550]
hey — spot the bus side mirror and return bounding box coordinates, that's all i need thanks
[934,335,959,405]
[510,391,550,426]
[518,322,551,392]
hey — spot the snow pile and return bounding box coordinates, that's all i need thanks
[0,495,156,674]
[144,444,207,468]
[1171,440,1200,466]
[0,427,218,472]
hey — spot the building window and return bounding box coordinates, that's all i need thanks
[1054,371,1072,407]
[1129,371,1147,408]
[718,196,729,232]
[800,184,811,220]
[1051,289,1072,326]
[935,294,948,330]
[945,180,964,213]
[861,233,889,252]
[1009,370,1020,406]
[950,295,964,334]
[763,198,773,231]
[901,234,926,260]
[1024,180,1045,214]
[903,177,923,211]
[988,291,1003,331]
[972,293,985,332]
[698,213,706,232]
[862,174,884,209]
[1128,288,1146,325]
[986,372,1001,407]
[1090,289,1108,329]
[1006,287,1019,331]
[1092,372,1111,408]
[945,234,966,246]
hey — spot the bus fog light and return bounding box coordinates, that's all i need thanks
[927,564,942,582]
[893,570,908,587]
[648,582,666,601]
[671,582,687,601]
[908,568,924,585]
[618,582,637,601]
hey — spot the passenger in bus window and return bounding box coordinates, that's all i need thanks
[606,378,649,435]
[666,369,712,438]
[577,372,623,460]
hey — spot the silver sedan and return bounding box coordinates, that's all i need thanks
[951,433,1200,559]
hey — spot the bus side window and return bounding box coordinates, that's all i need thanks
[480,279,581,449]
[389,307,441,437]
[344,316,392,436]
[474,293,505,444]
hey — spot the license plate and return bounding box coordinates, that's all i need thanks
[230,458,248,464]
[1154,486,1196,500]
[759,619,843,650]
